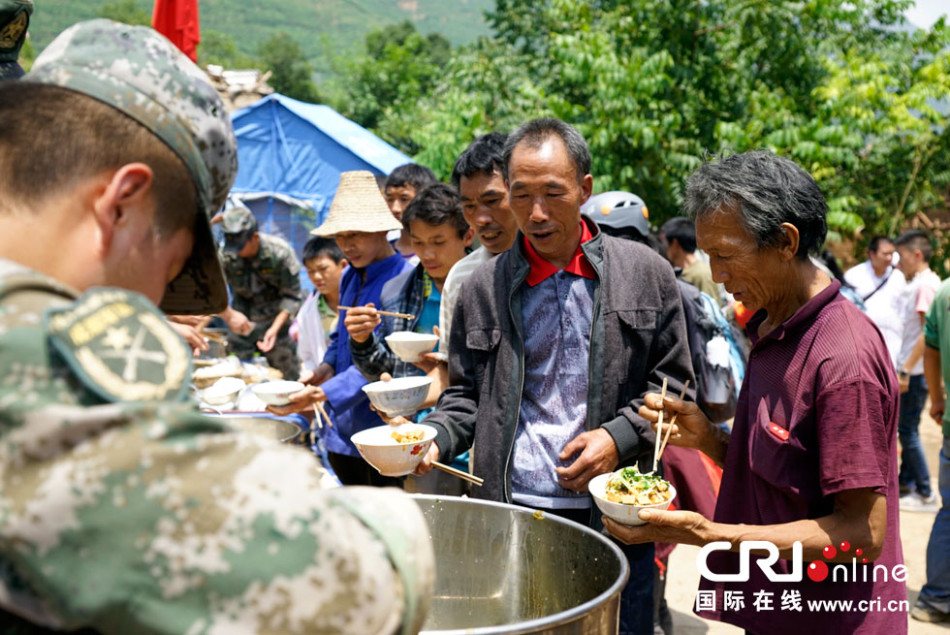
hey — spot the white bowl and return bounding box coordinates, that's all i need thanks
[251,380,305,406]
[351,424,438,476]
[361,376,433,417]
[385,331,440,362]
[201,376,246,406]
[588,473,676,526]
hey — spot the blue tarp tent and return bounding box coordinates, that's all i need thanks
[228,94,412,289]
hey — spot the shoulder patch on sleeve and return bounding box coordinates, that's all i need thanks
[44,288,192,403]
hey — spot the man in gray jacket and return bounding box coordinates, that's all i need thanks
[414,118,694,634]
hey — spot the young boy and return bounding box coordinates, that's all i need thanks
[347,183,473,383]
[384,163,437,259]
[274,170,411,487]
[292,236,347,376]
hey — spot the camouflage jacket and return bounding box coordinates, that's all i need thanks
[221,234,302,323]
[0,259,434,635]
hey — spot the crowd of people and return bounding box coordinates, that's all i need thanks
[1,11,949,635]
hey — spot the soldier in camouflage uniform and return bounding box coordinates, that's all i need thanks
[0,0,31,81]
[218,203,303,380]
[0,19,434,635]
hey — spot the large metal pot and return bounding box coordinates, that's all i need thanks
[209,415,301,443]
[412,495,629,634]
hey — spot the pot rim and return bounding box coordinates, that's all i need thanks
[411,494,631,635]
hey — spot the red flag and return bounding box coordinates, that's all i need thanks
[152,0,200,63]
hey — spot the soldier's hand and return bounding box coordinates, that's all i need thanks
[166,314,209,328]
[258,327,279,353]
[413,443,440,476]
[168,321,208,357]
[224,308,253,336]
[344,304,381,343]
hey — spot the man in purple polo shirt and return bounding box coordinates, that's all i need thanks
[606,151,906,634]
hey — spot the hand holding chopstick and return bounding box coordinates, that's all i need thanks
[338,305,415,321]
[431,461,483,486]
[657,380,690,463]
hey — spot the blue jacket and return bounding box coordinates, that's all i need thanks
[321,253,413,456]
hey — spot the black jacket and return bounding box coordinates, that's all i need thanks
[423,217,695,504]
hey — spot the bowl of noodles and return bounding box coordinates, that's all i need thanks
[351,423,438,477]
[589,466,676,526]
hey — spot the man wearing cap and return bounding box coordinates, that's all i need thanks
[0,19,433,634]
[0,0,31,80]
[219,201,303,380]
[272,170,413,486]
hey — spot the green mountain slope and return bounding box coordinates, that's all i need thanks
[30,0,492,63]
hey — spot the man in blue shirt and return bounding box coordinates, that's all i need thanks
[273,170,412,486]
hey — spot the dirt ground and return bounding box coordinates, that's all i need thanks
[663,406,949,634]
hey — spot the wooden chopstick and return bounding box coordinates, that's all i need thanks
[315,401,334,428]
[432,461,484,486]
[337,305,415,321]
[652,377,669,474]
[657,380,690,464]
[201,330,227,344]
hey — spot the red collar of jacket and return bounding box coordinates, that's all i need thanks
[523,220,595,287]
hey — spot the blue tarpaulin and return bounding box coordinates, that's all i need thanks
[228,94,412,289]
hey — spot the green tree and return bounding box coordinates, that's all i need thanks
[332,21,452,140]
[398,0,948,241]
[257,33,320,103]
[199,30,260,70]
[98,0,150,26]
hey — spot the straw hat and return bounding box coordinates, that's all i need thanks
[312,170,402,237]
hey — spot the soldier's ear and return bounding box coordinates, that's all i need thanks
[92,163,154,249]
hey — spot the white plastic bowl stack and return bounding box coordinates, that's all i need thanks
[251,380,305,407]
[385,331,440,362]
[588,473,676,526]
[201,376,246,406]
[351,424,438,476]
[361,376,433,417]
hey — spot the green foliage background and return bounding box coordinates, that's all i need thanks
[328,0,950,270]
[26,0,950,269]
[28,0,492,74]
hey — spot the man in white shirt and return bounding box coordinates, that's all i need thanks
[894,230,942,512]
[844,235,906,365]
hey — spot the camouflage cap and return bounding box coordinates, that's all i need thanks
[0,0,32,80]
[26,19,238,315]
[221,202,258,255]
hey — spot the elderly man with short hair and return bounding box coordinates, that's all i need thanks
[414,117,695,634]
[608,151,906,635]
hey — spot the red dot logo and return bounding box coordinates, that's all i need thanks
[807,560,829,582]
[839,541,851,552]
[862,558,868,563]
[823,544,837,559]
[855,548,863,557]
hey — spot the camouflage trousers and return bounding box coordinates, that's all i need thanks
[227,322,299,380]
